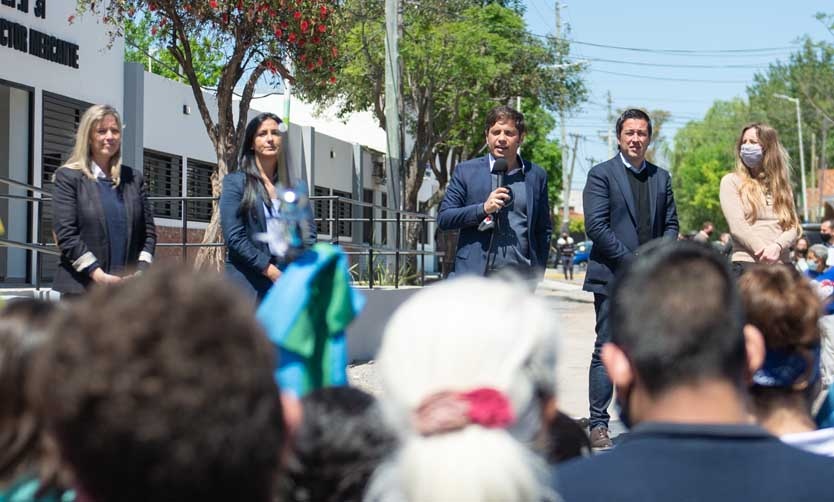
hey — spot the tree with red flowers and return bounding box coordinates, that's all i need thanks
[74,0,339,269]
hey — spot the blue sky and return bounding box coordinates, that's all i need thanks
[522,0,834,187]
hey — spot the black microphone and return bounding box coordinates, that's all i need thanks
[493,157,508,187]
[478,158,509,232]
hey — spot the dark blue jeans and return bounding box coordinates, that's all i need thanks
[589,293,613,429]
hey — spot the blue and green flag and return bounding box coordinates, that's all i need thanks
[256,243,364,397]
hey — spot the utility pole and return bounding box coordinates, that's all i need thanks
[562,133,580,229]
[556,0,569,231]
[774,93,807,221]
[811,131,817,201]
[606,90,615,158]
[384,0,402,211]
[821,118,830,220]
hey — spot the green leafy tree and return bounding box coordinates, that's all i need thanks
[747,37,834,215]
[520,99,563,211]
[123,12,224,87]
[74,0,339,269]
[295,1,586,266]
[671,98,752,232]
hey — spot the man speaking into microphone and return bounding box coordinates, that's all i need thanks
[438,105,552,283]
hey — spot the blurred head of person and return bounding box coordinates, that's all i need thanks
[286,386,396,502]
[808,244,829,274]
[367,277,560,502]
[821,219,834,244]
[738,266,822,435]
[604,241,764,428]
[794,237,809,256]
[0,299,62,494]
[34,268,285,502]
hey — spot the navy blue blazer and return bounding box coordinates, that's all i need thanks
[437,155,552,278]
[220,171,316,300]
[582,155,678,295]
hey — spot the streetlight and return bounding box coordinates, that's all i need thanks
[774,93,808,222]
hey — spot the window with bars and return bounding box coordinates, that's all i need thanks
[186,158,214,222]
[143,150,182,219]
[313,185,330,235]
[332,189,352,238]
[39,92,93,283]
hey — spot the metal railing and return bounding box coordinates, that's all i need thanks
[0,176,443,291]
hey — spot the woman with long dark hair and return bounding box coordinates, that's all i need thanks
[719,123,800,277]
[220,113,313,301]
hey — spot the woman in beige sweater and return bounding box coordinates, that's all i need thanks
[719,123,800,277]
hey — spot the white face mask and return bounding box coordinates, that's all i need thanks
[740,144,763,170]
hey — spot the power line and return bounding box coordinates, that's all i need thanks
[552,36,795,55]
[570,55,768,70]
[589,68,748,84]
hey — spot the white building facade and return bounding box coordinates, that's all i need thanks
[0,0,437,286]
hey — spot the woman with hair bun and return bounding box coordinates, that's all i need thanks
[366,277,561,502]
[719,123,800,277]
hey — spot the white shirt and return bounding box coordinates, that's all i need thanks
[488,153,523,177]
[781,428,834,457]
[619,151,646,174]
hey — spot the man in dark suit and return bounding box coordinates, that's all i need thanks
[582,109,679,448]
[437,106,552,282]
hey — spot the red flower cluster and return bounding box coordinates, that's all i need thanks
[142,0,338,87]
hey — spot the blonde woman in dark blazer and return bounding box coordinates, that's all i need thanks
[52,104,156,295]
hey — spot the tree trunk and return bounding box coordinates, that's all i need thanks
[194,138,235,271]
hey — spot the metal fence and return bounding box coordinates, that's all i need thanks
[0,175,442,292]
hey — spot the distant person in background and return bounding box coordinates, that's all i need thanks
[806,244,829,280]
[713,232,733,259]
[367,277,561,502]
[739,266,834,457]
[557,231,576,280]
[820,219,834,268]
[220,112,315,302]
[693,221,714,243]
[793,236,810,273]
[801,244,834,389]
[52,104,156,296]
[720,123,800,278]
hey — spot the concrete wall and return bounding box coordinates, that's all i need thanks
[346,287,422,362]
[0,86,29,280]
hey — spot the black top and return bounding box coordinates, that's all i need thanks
[96,179,128,273]
[553,422,834,502]
[625,167,652,246]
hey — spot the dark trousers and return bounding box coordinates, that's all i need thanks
[561,256,574,279]
[589,292,613,429]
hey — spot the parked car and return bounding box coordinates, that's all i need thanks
[573,240,592,267]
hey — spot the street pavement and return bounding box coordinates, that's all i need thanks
[536,268,627,440]
[348,267,627,441]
